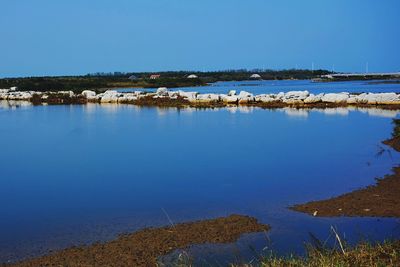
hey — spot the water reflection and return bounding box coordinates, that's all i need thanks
[0,100,32,110]
[226,106,255,114]
[0,103,399,263]
[280,107,399,118]
[282,108,309,118]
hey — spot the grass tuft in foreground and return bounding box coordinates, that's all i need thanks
[247,240,400,267]
[170,238,400,267]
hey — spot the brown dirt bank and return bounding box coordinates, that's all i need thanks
[383,136,400,152]
[291,166,400,217]
[291,136,400,218]
[5,215,269,267]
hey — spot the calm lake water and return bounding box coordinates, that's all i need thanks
[118,79,400,94]
[1,82,400,264]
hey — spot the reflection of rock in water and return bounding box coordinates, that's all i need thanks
[366,109,399,118]
[283,108,309,117]
[313,108,349,116]
[83,103,98,114]
[238,106,254,114]
[226,106,254,114]
[180,107,196,114]
[357,108,399,118]
[98,103,140,113]
[0,100,32,110]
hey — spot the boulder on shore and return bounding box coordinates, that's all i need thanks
[156,87,168,96]
[100,90,120,103]
[321,93,349,103]
[81,90,97,99]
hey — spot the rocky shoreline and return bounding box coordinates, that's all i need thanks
[2,87,400,109]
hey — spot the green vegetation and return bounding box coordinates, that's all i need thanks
[249,240,400,267]
[171,240,400,267]
[0,69,331,92]
[171,228,400,267]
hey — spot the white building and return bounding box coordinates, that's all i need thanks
[187,74,198,79]
[250,74,262,79]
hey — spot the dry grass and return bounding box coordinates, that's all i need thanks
[247,240,400,267]
[170,237,400,267]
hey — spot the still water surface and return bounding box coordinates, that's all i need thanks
[0,100,400,264]
[119,79,400,94]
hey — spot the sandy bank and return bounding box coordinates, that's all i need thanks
[291,134,400,218]
[6,215,269,267]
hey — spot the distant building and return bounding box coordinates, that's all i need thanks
[150,74,160,80]
[128,75,138,80]
[250,74,262,79]
[187,74,198,79]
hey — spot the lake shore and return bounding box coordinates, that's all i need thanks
[3,88,400,110]
[291,128,400,218]
[5,215,269,266]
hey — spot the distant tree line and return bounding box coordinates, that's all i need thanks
[0,69,332,92]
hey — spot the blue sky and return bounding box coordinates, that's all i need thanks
[0,0,399,77]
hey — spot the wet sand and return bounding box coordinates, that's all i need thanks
[6,215,269,267]
[291,136,400,218]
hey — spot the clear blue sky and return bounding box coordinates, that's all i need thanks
[1,0,399,77]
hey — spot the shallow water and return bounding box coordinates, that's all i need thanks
[118,79,400,94]
[0,101,400,264]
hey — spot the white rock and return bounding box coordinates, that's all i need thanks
[255,94,276,103]
[178,91,198,100]
[6,92,32,100]
[167,91,179,98]
[156,87,168,96]
[347,96,358,104]
[58,91,75,97]
[227,90,236,96]
[354,93,368,104]
[284,91,310,100]
[321,93,349,103]
[237,91,254,103]
[118,93,137,102]
[363,93,400,104]
[196,93,220,102]
[100,90,120,103]
[81,90,97,99]
[304,94,322,104]
[276,92,285,99]
[238,91,253,98]
[221,95,239,103]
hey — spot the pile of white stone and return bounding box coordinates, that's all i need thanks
[1,87,400,105]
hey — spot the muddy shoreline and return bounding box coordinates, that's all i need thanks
[291,136,400,218]
[4,215,269,267]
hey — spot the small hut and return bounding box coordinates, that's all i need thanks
[150,74,161,80]
[250,74,262,79]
